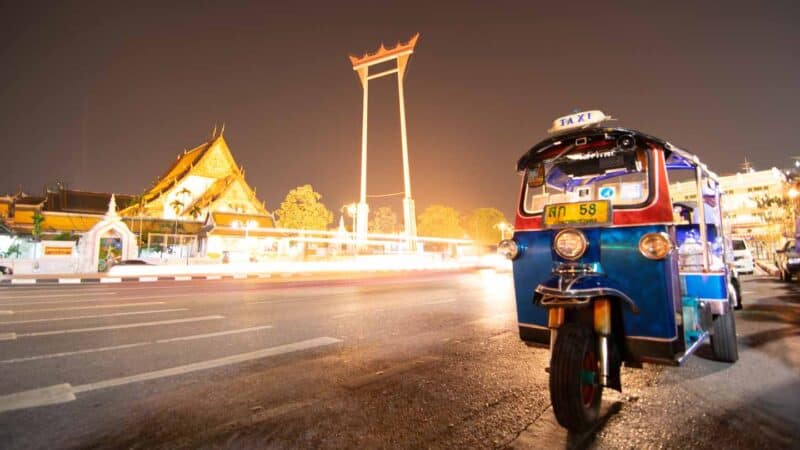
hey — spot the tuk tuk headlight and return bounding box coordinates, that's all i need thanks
[639,232,673,260]
[498,239,519,260]
[554,229,587,260]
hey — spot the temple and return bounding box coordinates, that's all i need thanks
[0,129,273,261]
[122,130,268,220]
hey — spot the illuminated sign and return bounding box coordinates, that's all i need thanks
[548,110,610,134]
[566,150,618,160]
[44,246,73,256]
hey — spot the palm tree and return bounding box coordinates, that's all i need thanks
[188,204,203,221]
[170,199,185,235]
[127,194,146,248]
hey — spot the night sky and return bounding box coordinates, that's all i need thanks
[1,1,797,219]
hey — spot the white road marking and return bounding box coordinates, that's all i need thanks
[0,384,76,413]
[0,292,119,301]
[0,287,120,295]
[0,332,16,341]
[139,276,158,282]
[71,337,341,393]
[0,337,341,413]
[10,279,36,285]
[206,275,221,280]
[0,291,214,306]
[8,315,224,339]
[330,298,456,318]
[100,278,122,283]
[0,296,155,307]
[154,325,273,343]
[174,276,192,281]
[1,343,149,363]
[0,325,273,363]
[0,308,188,325]
[12,302,166,314]
[0,310,11,315]
[58,278,81,284]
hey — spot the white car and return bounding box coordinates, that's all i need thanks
[731,238,754,274]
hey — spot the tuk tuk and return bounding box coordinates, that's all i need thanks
[499,110,740,431]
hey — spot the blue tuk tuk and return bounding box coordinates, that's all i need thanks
[499,110,740,431]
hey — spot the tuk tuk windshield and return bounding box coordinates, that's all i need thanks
[523,148,650,214]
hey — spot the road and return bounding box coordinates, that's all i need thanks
[0,271,797,449]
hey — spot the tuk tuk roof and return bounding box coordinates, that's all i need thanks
[516,127,718,182]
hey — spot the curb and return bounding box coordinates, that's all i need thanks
[0,267,485,286]
[0,273,274,286]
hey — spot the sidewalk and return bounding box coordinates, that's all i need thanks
[755,259,779,276]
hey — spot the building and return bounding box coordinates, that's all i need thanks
[119,129,274,259]
[669,167,792,258]
[0,130,274,261]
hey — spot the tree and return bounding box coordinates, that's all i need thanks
[53,231,75,241]
[2,242,21,259]
[188,204,203,221]
[417,205,464,239]
[755,194,796,248]
[274,184,333,230]
[32,211,44,242]
[369,206,398,234]
[170,199,185,234]
[129,194,146,249]
[462,207,510,245]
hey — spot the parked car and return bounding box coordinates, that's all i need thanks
[776,241,800,282]
[0,265,12,275]
[731,238,754,274]
[115,259,153,266]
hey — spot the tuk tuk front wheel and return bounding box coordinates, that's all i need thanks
[549,323,602,431]
[710,296,739,363]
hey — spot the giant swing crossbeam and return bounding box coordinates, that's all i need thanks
[349,33,420,250]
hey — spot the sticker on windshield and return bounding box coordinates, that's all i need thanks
[598,186,616,199]
[620,183,643,200]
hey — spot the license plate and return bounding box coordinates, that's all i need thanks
[543,200,611,228]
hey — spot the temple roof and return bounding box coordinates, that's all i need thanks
[183,175,268,217]
[120,131,268,219]
[45,189,135,215]
[146,139,219,200]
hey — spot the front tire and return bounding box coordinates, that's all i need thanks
[710,296,739,363]
[550,323,602,431]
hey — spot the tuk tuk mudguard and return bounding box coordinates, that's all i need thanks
[513,225,683,365]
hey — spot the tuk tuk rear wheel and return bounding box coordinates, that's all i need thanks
[710,296,739,363]
[549,323,602,431]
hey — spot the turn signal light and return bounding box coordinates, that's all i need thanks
[639,232,673,260]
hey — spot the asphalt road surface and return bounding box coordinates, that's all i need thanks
[0,271,797,449]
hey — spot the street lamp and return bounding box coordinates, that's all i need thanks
[789,188,799,199]
[497,222,510,241]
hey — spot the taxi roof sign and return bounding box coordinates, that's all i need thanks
[548,110,611,134]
